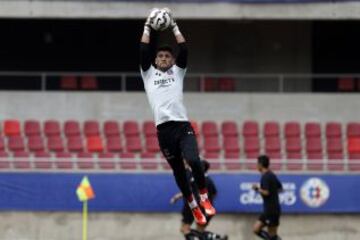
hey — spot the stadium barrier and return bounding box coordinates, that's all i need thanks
[0,172,358,213]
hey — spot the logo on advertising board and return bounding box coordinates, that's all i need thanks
[300,177,330,208]
[239,182,296,206]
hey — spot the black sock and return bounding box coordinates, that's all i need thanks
[256,230,271,240]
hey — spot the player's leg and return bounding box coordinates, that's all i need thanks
[253,214,271,240]
[267,214,281,240]
[267,226,280,240]
[157,123,206,225]
[181,203,194,237]
[180,122,216,216]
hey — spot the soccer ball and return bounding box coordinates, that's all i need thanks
[149,9,171,31]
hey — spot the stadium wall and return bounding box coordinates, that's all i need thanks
[1,1,360,19]
[0,92,359,123]
[0,212,359,240]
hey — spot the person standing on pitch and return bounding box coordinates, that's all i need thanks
[170,160,228,240]
[139,8,216,226]
[252,155,283,240]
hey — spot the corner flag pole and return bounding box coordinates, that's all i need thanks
[76,176,95,240]
[82,200,88,240]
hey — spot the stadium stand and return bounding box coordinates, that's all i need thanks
[0,119,358,171]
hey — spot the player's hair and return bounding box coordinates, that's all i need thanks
[257,155,270,168]
[201,160,210,172]
[156,45,174,56]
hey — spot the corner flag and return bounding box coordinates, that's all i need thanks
[76,176,95,202]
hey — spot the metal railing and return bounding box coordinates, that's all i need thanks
[0,157,359,173]
[0,71,359,92]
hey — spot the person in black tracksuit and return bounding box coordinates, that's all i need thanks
[252,155,283,240]
[170,160,228,240]
[140,8,215,226]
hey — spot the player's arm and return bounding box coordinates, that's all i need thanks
[165,8,188,69]
[140,9,158,72]
[252,184,270,196]
[170,192,183,204]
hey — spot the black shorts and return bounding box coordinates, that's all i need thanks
[182,203,213,226]
[157,121,199,165]
[258,212,280,227]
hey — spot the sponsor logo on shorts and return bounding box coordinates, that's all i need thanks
[300,177,330,208]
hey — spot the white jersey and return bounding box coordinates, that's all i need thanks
[141,64,188,126]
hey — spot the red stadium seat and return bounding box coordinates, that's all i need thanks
[285,138,302,170]
[143,121,157,137]
[221,121,238,137]
[4,119,21,136]
[119,152,136,169]
[67,136,84,152]
[218,77,235,92]
[243,121,259,138]
[348,138,360,154]
[0,152,10,169]
[44,120,61,137]
[24,120,41,137]
[103,120,120,137]
[284,122,301,139]
[140,152,158,170]
[325,122,342,139]
[8,136,25,152]
[265,137,282,170]
[328,153,344,171]
[84,120,100,137]
[86,136,104,153]
[60,75,78,90]
[47,136,65,152]
[98,152,116,169]
[76,152,95,169]
[0,137,5,152]
[306,138,323,170]
[204,78,218,91]
[145,136,160,153]
[28,136,45,152]
[244,137,260,169]
[201,121,219,137]
[34,152,52,169]
[224,152,241,170]
[55,152,73,169]
[264,121,280,138]
[106,136,123,153]
[13,151,31,169]
[203,136,221,153]
[223,136,240,153]
[347,122,360,138]
[64,120,81,137]
[305,122,321,139]
[349,154,360,171]
[286,153,303,171]
[123,121,140,137]
[326,138,344,171]
[80,75,98,90]
[125,136,142,153]
[337,77,355,91]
